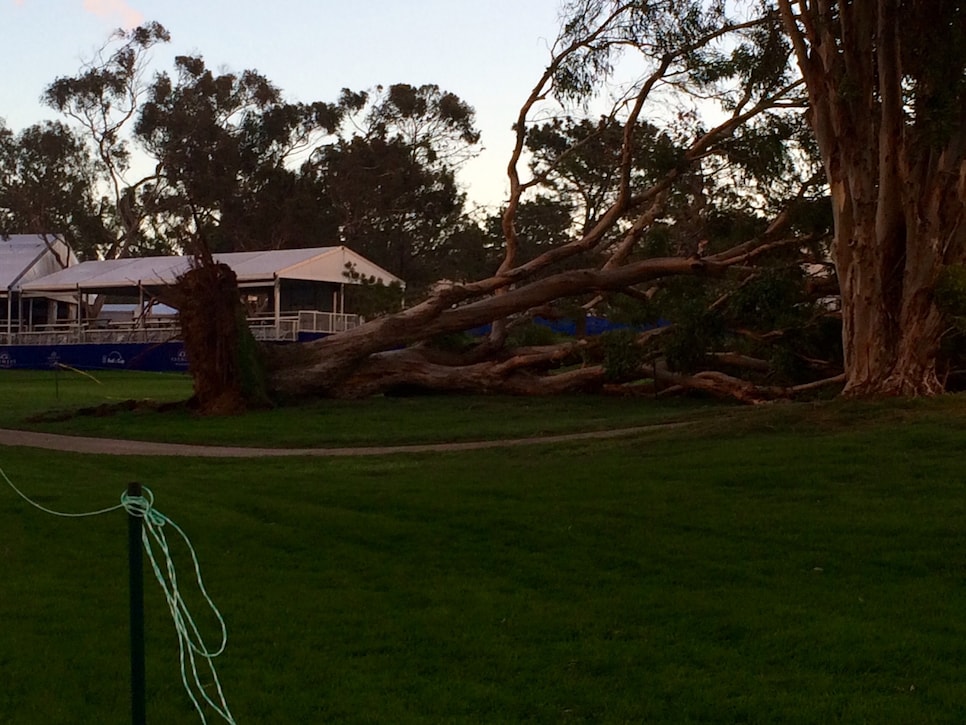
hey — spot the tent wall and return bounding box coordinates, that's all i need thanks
[279,280,339,313]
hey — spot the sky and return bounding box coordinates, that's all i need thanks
[1,0,567,210]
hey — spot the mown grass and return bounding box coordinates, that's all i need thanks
[0,369,718,446]
[3,389,966,722]
[0,369,194,422]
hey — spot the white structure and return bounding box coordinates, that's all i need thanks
[11,246,403,344]
[1,235,78,336]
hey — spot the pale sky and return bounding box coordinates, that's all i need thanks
[1,0,566,210]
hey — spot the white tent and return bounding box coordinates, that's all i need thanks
[1,234,76,297]
[20,246,401,296]
[1,235,78,335]
[20,246,404,330]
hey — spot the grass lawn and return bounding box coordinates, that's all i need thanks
[3,372,966,721]
[0,369,718,447]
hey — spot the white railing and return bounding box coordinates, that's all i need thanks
[297,310,361,335]
[10,326,178,346]
[1,310,362,346]
[247,315,299,342]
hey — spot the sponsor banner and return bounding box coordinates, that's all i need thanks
[0,342,189,372]
[296,331,327,343]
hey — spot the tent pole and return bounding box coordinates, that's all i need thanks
[274,277,281,338]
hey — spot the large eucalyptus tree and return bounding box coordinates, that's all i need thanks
[778,0,966,396]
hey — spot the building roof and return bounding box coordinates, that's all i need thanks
[0,235,76,297]
[20,246,403,298]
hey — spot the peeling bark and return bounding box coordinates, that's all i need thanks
[779,0,966,396]
[326,348,606,399]
[655,363,845,404]
[265,255,723,397]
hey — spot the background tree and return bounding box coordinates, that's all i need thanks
[41,24,349,260]
[0,120,109,258]
[309,134,466,286]
[305,83,482,287]
[39,29,483,289]
[524,116,681,235]
[484,196,578,266]
[134,53,345,253]
[43,22,172,259]
[353,83,480,167]
[778,0,966,396]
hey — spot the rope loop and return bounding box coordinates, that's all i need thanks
[120,488,167,528]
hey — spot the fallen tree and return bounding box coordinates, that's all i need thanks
[255,2,836,404]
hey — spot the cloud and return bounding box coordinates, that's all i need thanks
[82,0,144,29]
[12,0,144,27]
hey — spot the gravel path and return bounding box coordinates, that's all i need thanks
[0,422,690,458]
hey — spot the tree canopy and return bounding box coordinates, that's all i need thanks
[0,120,109,258]
[4,24,482,286]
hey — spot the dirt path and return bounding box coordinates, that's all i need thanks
[0,423,689,458]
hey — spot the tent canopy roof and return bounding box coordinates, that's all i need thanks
[1,235,76,297]
[20,246,403,298]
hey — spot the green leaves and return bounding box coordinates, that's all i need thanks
[601,328,647,382]
[306,84,482,286]
[724,268,809,331]
[358,83,481,167]
[133,54,347,252]
[934,266,966,321]
[0,120,109,258]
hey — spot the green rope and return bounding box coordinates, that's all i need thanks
[121,488,236,725]
[2,466,124,518]
[2,466,235,724]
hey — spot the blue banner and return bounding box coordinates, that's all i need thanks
[0,342,190,373]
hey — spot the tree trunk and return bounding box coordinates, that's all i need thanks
[779,0,966,397]
[177,262,270,414]
[840,228,945,397]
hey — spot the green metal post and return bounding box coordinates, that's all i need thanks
[127,481,146,725]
